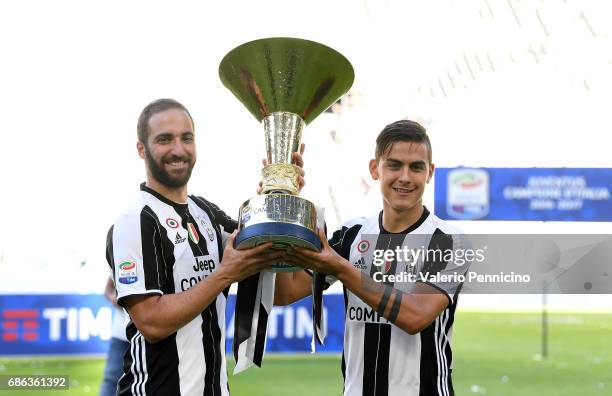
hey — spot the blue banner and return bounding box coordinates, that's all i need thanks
[434,168,612,221]
[225,295,344,353]
[0,294,113,355]
[0,294,345,356]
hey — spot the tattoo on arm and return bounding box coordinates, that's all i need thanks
[359,272,403,323]
[388,289,403,323]
[376,287,392,317]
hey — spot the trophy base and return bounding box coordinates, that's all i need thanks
[235,222,322,272]
[236,194,321,272]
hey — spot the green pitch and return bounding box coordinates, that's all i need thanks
[0,312,610,395]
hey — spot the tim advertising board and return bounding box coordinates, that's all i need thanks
[0,294,344,356]
[435,168,612,221]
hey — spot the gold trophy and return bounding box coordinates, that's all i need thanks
[219,37,354,271]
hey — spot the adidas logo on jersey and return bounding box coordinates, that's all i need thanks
[353,257,367,270]
[175,233,186,245]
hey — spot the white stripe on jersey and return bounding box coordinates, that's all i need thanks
[130,332,145,396]
[441,310,451,396]
[139,334,148,396]
[176,315,205,395]
[217,294,230,396]
[207,308,218,392]
[129,333,137,395]
[436,310,450,396]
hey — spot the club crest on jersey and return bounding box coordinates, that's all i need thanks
[118,261,137,284]
[187,223,199,244]
[357,240,370,253]
[205,225,215,242]
[174,232,186,244]
[384,258,393,273]
[166,218,179,229]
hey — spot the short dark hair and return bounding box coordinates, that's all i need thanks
[137,98,194,144]
[375,119,432,163]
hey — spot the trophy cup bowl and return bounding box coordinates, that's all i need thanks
[219,37,354,271]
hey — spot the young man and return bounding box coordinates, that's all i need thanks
[106,99,302,395]
[276,120,468,396]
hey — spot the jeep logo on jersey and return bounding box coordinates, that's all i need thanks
[193,255,216,273]
[181,255,217,291]
[166,218,179,229]
[357,240,370,253]
[118,261,137,284]
[187,223,199,244]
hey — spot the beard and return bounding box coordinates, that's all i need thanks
[144,146,195,188]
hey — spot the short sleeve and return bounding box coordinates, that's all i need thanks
[106,212,165,306]
[417,232,470,306]
[321,220,364,289]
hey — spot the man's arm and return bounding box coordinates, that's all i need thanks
[286,229,449,335]
[124,232,284,343]
[273,271,312,306]
[335,265,448,334]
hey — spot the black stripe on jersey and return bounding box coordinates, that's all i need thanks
[141,206,175,293]
[419,318,439,396]
[362,323,391,396]
[202,304,223,396]
[420,228,454,307]
[422,228,453,273]
[119,325,181,395]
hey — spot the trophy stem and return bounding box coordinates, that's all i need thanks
[263,111,304,165]
[262,111,305,194]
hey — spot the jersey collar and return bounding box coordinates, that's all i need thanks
[379,206,430,234]
[140,182,189,210]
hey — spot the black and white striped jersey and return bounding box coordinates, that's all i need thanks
[106,183,236,396]
[325,207,466,396]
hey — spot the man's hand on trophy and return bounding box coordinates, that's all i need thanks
[218,231,286,283]
[257,143,306,194]
[285,228,348,277]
